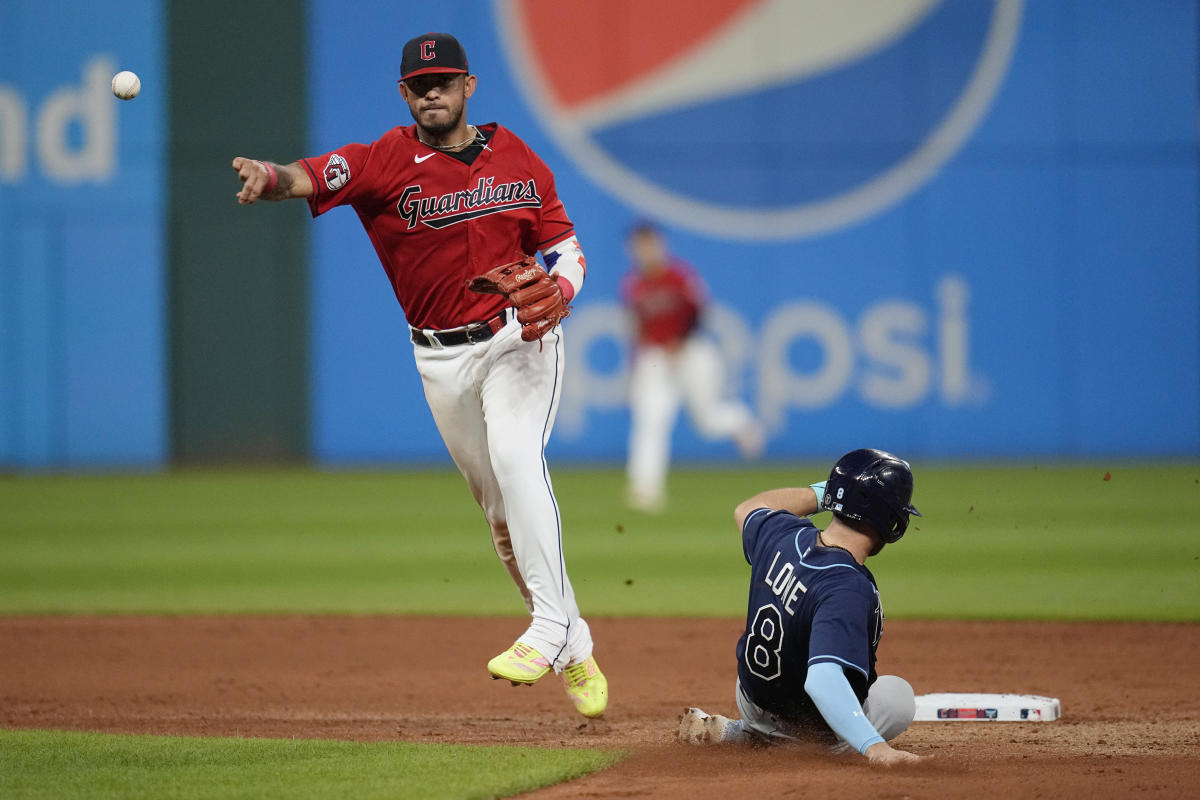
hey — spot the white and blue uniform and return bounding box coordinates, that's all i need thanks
[732,507,913,751]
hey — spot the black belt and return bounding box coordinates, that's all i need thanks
[410,309,511,348]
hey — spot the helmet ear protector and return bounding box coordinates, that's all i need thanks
[821,448,922,544]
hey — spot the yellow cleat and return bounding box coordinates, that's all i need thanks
[488,642,551,685]
[562,655,608,718]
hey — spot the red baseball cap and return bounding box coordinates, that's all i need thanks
[400,32,469,81]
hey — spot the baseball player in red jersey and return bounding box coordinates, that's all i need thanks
[230,32,606,719]
[621,223,765,512]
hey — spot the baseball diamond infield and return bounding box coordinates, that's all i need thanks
[2,617,1197,798]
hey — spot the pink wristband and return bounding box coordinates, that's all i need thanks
[258,160,278,192]
[555,274,576,303]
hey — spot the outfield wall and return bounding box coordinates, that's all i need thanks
[309,0,1199,462]
[0,0,165,467]
[2,1,1197,467]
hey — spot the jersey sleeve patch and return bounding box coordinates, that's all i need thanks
[323,153,350,191]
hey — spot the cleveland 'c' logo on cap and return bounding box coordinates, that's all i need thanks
[421,40,435,60]
[497,0,1022,241]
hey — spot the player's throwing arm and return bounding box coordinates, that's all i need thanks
[231,157,313,204]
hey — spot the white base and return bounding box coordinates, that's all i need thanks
[915,693,1061,721]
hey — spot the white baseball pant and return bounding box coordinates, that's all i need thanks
[627,335,758,504]
[734,675,916,748]
[412,314,592,671]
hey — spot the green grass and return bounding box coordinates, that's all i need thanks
[0,729,620,800]
[1,464,1196,799]
[874,463,1200,619]
[1,463,1197,619]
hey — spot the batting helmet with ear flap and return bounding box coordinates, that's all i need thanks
[821,448,922,544]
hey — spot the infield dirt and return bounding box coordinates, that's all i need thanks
[1,617,1197,798]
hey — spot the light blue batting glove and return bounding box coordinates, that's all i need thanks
[809,480,827,509]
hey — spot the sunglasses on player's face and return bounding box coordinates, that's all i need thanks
[402,73,464,97]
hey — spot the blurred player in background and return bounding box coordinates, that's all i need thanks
[678,448,924,766]
[620,222,765,512]
[230,32,605,719]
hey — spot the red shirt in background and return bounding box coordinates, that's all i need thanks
[620,258,706,348]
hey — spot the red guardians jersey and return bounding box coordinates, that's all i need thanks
[301,123,575,330]
[620,258,706,348]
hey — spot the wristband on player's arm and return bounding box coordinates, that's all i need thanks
[809,481,827,509]
[555,275,576,302]
[256,160,278,192]
[804,662,885,754]
[544,236,585,302]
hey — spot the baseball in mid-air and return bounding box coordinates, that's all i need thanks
[111,70,141,100]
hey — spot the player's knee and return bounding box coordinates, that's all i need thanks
[865,675,916,741]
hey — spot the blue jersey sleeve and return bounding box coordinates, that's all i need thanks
[741,507,773,563]
[742,508,814,564]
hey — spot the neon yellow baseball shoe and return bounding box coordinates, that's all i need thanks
[488,642,551,685]
[562,655,608,718]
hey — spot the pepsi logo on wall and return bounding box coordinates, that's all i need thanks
[497,0,1023,240]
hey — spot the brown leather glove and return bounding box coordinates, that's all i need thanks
[466,256,571,343]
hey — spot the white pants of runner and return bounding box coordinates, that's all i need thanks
[412,313,592,672]
[626,335,756,502]
[734,675,916,750]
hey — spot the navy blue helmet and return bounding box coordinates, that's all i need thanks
[821,448,922,543]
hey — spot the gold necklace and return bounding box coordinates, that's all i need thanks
[418,125,479,151]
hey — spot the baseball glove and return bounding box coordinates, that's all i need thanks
[467,256,570,343]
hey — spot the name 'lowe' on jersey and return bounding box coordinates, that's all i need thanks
[736,507,883,738]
